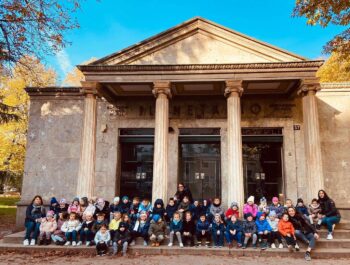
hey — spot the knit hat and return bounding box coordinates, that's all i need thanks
[59,198,67,204]
[269,210,277,217]
[113,197,120,203]
[244,213,253,219]
[230,202,239,209]
[46,210,55,217]
[152,214,161,222]
[247,196,255,203]
[272,197,279,203]
[50,197,58,205]
[260,197,267,203]
[122,196,129,201]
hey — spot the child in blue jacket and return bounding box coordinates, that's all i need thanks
[255,212,272,250]
[168,212,183,247]
[211,213,225,247]
[225,215,243,248]
[196,214,211,247]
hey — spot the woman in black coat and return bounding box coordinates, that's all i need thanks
[317,189,341,239]
[174,183,193,204]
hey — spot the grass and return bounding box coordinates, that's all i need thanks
[0,207,16,217]
[0,196,20,206]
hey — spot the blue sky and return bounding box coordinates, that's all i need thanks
[48,0,345,82]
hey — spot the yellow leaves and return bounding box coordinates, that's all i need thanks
[317,52,350,82]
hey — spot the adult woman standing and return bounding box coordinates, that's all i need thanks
[174,183,193,204]
[317,189,341,240]
[23,195,46,246]
[288,207,319,261]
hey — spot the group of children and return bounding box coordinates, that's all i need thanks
[24,194,327,257]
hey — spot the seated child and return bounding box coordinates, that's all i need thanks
[57,198,69,215]
[109,197,121,221]
[148,214,166,247]
[196,214,211,247]
[225,201,240,221]
[39,210,57,245]
[268,197,284,218]
[284,199,294,214]
[267,210,283,248]
[189,200,202,221]
[78,211,95,246]
[255,212,272,250]
[308,198,321,226]
[61,212,81,246]
[296,198,309,219]
[129,197,140,222]
[138,199,152,218]
[120,196,131,214]
[113,222,131,256]
[51,212,67,245]
[49,197,59,217]
[152,199,166,218]
[211,213,225,248]
[131,212,150,246]
[243,196,258,219]
[168,212,183,247]
[82,198,96,221]
[165,198,177,223]
[209,198,224,222]
[108,212,121,239]
[201,199,210,217]
[93,213,109,235]
[182,211,196,246]
[94,224,110,256]
[94,198,110,221]
[225,214,243,248]
[258,197,269,214]
[178,196,191,217]
[121,214,132,231]
[242,213,257,249]
[68,197,81,215]
[278,213,297,252]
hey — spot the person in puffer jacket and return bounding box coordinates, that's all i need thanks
[165,198,178,223]
[296,198,309,218]
[168,212,183,247]
[152,199,166,218]
[113,222,131,256]
[196,214,211,247]
[130,212,150,246]
[138,199,152,218]
[208,197,224,222]
[148,214,167,247]
[225,202,240,221]
[267,210,283,248]
[268,197,284,218]
[51,212,67,245]
[211,213,225,247]
[61,212,81,246]
[225,215,243,248]
[242,213,257,249]
[94,224,110,256]
[308,198,321,226]
[243,196,258,219]
[182,211,196,246]
[255,212,272,250]
[39,210,57,245]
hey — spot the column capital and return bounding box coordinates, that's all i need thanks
[224,80,244,97]
[80,81,100,95]
[297,78,321,96]
[152,81,172,98]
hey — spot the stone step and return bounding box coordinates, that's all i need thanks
[1,242,350,259]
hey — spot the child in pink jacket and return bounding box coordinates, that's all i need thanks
[39,210,57,245]
[243,196,258,219]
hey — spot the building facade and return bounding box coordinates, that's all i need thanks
[17,17,350,226]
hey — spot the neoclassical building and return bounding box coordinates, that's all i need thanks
[17,17,350,226]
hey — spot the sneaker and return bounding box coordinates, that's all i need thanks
[295,244,300,251]
[168,243,173,247]
[271,243,276,249]
[30,239,36,246]
[130,240,135,246]
[278,243,283,249]
[305,251,312,261]
[23,239,29,246]
[77,241,82,246]
[86,241,90,246]
[237,243,242,248]
[72,241,77,246]
[327,233,333,240]
[179,243,184,248]
[65,241,71,246]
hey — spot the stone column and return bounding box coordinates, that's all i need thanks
[152,81,171,203]
[225,80,244,210]
[76,83,98,198]
[298,79,324,201]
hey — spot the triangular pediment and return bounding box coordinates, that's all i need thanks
[92,17,306,65]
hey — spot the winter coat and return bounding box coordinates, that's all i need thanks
[81,220,94,231]
[255,219,272,233]
[53,219,66,238]
[201,202,211,216]
[113,229,131,243]
[268,204,284,218]
[296,205,309,216]
[209,203,224,216]
[40,218,57,233]
[225,208,240,219]
[196,220,210,233]
[182,219,196,234]
[25,204,46,224]
[289,214,315,235]
[152,199,166,217]
[267,218,279,232]
[68,204,80,214]
[132,220,150,235]
[94,230,110,244]
[170,220,183,232]
[178,201,190,213]
[308,204,321,222]
[226,220,243,233]
[174,188,193,203]
[189,204,202,220]
[165,204,178,219]
[120,202,131,214]
[211,221,225,234]
[92,220,109,233]
[278,219,295,237]
[319,198,341,218]
[109,203,122,214]
[94,201,110,220]
[57,204,69,214]
[138,203,152,215]
[243,204,258,218]
[242,220,257,234]
[61,220,81,233]
[109,219,121,231]
[148,220,167,236]
[129,203,140,215]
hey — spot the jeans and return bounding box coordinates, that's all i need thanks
[80,229,93,242]
[25,221,40,241]
[321,216,341,232]
[224,231,242,244]
[65,231,78,242]
[212,230,224,246]
[113,241,128,254]
[295,230,316,249]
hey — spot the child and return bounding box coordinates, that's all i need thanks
[209,197,224,222]
[109,211,122,239]
[51,212,67,245]
[308,198,321,226]
[138,199,152,218]
[296,198,309,218]
[225,215,243,248]
[152,199,165,218]
[49,197,59,217]
[79,197,89,219]
[258,197,269,214]
[255,212,272,250]
[196,214,211,247]
[211,213,225,248]
[120,196,131,214]
[268,197,284,218]
[122,213,132,231]
[131,212,150,246]
[201,199,211,217]
[284,199,293,213]
[94,224,111,256]
[189,200,202,221]
[243,196,258,219]
[61,212,81,246]
[93,213,109,234]
[39,210,57,245]
[113,222,131,256]
[68,197,81,215]
[225,201,240,221]
[129,197,140,222]
[168,212,183,247]
[242,213,257,249]
[278,213,297,252]
[178,195,191,217]
[95,198,110,220]
[58,198,69,214]
[109,197,121,220]
[267,210,283,248]
[148,214,166,247]
[78,211,95,246]
[182,211,196,246]
[165,198,178,223]
[82,198,96,221]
